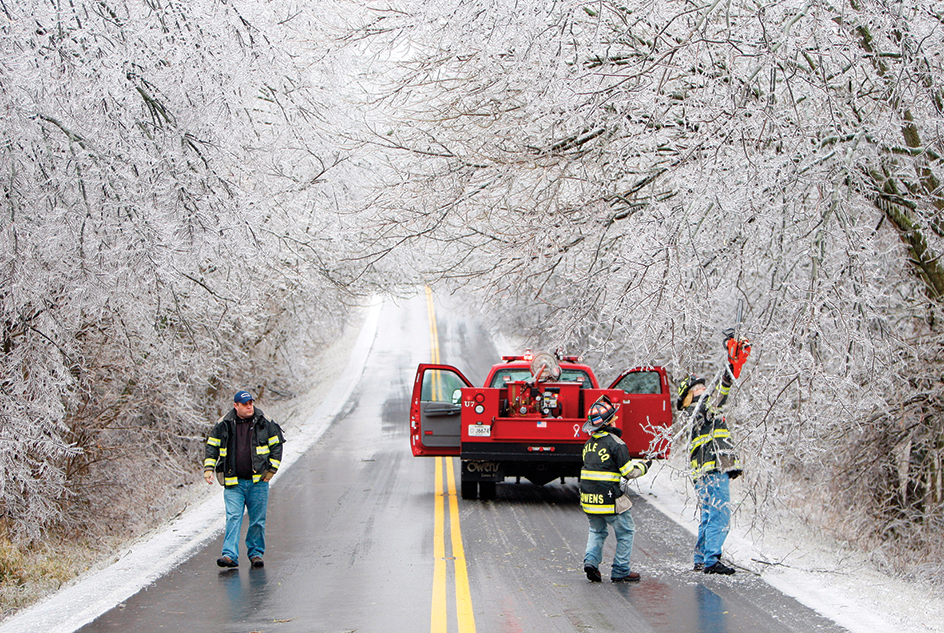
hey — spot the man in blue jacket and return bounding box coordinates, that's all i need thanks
[204,390,284,568]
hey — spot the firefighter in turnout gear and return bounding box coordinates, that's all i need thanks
[204,390,285,569]
[579,395,652,583]
[678,332,749,576]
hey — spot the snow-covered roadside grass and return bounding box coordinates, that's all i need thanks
[0,300,379,633]
[0,539,99,617]
[638,461,944,633]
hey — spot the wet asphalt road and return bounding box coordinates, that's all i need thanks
[75,293,848,633]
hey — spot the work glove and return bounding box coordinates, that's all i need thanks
[727,469,742,480]
[625,459,652,480]
[203,469,216,485]
[262,469,276,482]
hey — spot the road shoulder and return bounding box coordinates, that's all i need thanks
[639,462,944,633]
[0,298,382,633]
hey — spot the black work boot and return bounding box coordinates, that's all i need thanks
[703,561,735,575]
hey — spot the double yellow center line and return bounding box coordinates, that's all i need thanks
[426,286,476,633]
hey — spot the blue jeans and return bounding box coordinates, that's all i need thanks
[584,511,636,578]
[694,472,731,567]
[222,479,269,563]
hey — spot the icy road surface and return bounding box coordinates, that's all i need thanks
[0,292,938,633]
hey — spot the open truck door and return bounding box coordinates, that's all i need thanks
[410,364,473,457]
[609,366,673,458]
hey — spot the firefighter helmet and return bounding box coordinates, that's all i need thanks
[582,394,617,434]
[676,374,706,411]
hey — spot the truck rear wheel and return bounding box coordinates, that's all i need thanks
[460,480,478,500]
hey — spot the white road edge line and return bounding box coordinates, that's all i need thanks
[0,296,383,633]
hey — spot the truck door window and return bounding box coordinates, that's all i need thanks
[614,371,661,394]
[422,369,467,402]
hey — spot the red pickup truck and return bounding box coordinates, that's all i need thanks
[409,350,672,499]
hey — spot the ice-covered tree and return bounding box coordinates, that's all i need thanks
[0,0,364,539]
[347,0,944,573]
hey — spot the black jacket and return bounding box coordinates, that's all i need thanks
[579,428,648,514]
[204,407,284,486]
[685,378,741,479]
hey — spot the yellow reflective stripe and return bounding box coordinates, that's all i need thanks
[268,435,280,446]
[224,476,238,485]
[256,446,270,455]
[582,504,617,514]
[619,462,636,477]
[207,437,221,447]
[692,460,716,475]
[692,429,730,452]
[269,459,281,469]
[691,434,713,451]
[580,470,620,482]
[204,458,217,468]
[252,473,263,483]
[218,447,228,457]
[717,384,730,396]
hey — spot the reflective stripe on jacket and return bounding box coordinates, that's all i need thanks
[686,378,740,479]
[204,407,285,486]
[579,429,648,514]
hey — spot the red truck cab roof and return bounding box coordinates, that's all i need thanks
[500,352,583,364]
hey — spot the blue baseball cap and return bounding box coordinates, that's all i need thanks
[234,390,254,404]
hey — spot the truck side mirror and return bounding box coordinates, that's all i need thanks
[452,389,462,404]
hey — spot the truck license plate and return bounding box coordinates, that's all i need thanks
[468,424,491,437]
